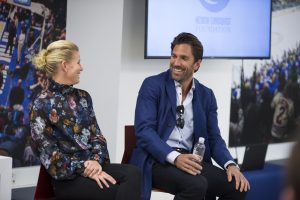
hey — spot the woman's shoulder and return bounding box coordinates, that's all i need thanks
[30,90,54,117]
[76,88,91,99]
[32,90,53,103]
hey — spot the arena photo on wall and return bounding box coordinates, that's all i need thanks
[0,0,67,168]
[229,1,300,147]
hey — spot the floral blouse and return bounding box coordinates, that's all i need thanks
[30,80,110,180]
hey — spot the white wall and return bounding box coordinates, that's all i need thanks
[0,156,12,200]
[67,0,124,160]
[13,1,299,198]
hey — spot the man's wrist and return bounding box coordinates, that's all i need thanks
[226,163,239,169]
[166,151,181,165]
[224,160,238,169]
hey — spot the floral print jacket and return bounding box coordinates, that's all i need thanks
[30,80,110,180]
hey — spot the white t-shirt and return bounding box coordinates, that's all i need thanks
[18,33,25,45]
[271,92,294,138]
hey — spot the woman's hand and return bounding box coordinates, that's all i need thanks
[89,171,117,189]
[83,160,117,189]
[83,160,102,177]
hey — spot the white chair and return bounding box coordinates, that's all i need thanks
[0,156,12,200]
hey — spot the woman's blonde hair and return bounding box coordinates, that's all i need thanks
[33,40,79,77]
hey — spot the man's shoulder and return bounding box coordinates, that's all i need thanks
[194,78,212,94]
[143,70,170,86]
[145,70,169,80]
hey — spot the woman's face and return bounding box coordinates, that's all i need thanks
[65,51,83,85]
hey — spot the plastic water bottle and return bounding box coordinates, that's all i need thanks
[193,137,205,163]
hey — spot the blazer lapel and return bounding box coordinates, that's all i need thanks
[165,70,177,119]
[193,84,206,144]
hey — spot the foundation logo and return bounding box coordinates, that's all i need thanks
[199,0,229,12]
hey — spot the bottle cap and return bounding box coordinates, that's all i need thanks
[198,137,205,143]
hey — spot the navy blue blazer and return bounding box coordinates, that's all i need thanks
[130,70,233,200]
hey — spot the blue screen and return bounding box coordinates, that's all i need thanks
[145,0,272,59]
[13,0,31,6]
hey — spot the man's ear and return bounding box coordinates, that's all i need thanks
[194,59,202,73]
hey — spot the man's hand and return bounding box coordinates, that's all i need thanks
[227,165,250,192]
[174,154,202,175]
[83,160,102,177]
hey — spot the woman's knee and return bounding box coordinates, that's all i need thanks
[122,164,141,181]
[131,165,141,181]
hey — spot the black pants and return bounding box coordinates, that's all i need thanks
[5,40,13,55]
[53,164,141,200]
[152,162,247,200]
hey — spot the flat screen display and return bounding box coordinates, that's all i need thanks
[145,0,272,59]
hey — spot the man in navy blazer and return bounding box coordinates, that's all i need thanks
[130,32,250,200]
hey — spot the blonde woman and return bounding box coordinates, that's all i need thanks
[30,40,141,200]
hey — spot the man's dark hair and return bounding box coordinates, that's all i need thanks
[171,32,204,62]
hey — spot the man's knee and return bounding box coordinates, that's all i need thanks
[189,175,208,196]
[232,189,247,199]
[227,179,248,200]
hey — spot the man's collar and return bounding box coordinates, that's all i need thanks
[174,79,195,90]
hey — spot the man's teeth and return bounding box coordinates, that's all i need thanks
[174,68,183,72]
